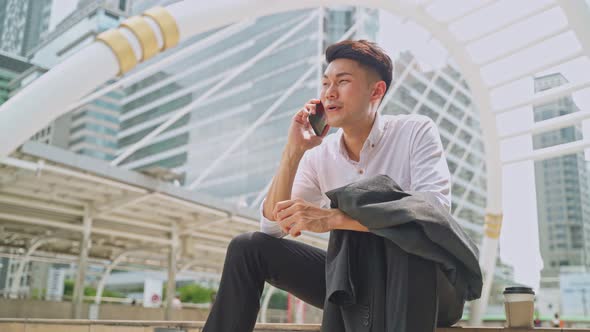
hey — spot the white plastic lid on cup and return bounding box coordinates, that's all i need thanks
[503,286,535,302]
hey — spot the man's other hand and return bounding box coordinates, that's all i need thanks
[273,199,340,237]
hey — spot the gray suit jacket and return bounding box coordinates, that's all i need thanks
[320,175,482,332]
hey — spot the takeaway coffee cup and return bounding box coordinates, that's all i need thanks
[503,286,535,328]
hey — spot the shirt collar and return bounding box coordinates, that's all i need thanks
[366,111,386,147]
[337,112,386,156]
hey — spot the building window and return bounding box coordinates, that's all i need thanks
[440,118,457,135]
[428,91,445,107]
[418,105,438,121]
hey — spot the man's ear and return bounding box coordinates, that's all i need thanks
[370,81,387,103]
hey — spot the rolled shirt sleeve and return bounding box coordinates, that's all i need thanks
[259,150,324,237]
[409,117,452,211]
[259,198,285,238]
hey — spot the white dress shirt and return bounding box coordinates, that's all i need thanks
[260,112,452,238]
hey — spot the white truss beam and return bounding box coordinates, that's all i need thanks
[503,139,590,165]
[494,80,590,115]
[500,110,590,140]
[488,50,584,90]
[479,26,570,67]
[461,3,558,44]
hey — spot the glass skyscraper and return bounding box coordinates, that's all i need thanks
[533,73,590,288]
[0,0,52,56]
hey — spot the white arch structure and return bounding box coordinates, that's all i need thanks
[1,0,590,324]
[94,248,155,305]
[8,236,59,298]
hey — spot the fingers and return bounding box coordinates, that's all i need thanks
[274,198,306,221]
[289,222,304,237]
[302,99,320,116]
[272,199,298,220]
[276,201,302,221]
[294,100,321,124]
[278,215,297,234]
[293,108,309,125]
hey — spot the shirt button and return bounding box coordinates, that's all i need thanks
[371,144,375,148]
[358,169,364,174]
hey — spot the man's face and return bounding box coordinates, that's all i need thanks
[320,58,381,128]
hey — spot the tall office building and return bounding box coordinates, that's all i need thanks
[0,0,52,56]
[533,73,590,288]
[26,1,128,161]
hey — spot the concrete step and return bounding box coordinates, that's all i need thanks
[1,319,588,331]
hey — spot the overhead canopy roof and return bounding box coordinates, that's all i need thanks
[0,141,327,274]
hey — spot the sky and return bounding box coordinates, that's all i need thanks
[45,0,590,290]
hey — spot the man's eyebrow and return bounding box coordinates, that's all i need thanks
[322,72,353,78]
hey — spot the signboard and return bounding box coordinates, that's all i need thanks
[560,272,590,316]
[45,268,65,301]
[143,278,163,308]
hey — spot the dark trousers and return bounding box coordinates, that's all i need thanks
[202,231,464,332]
[202,231,326,332]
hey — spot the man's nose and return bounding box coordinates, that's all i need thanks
[325,85,338,100]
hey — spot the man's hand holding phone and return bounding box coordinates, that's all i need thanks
[263,99,331,227]
[287,99,330,156]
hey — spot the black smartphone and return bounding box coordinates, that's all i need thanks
[309,101,327,136]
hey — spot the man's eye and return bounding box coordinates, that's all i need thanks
[339,80,349,84]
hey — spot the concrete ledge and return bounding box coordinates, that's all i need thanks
[1,319,588,331]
